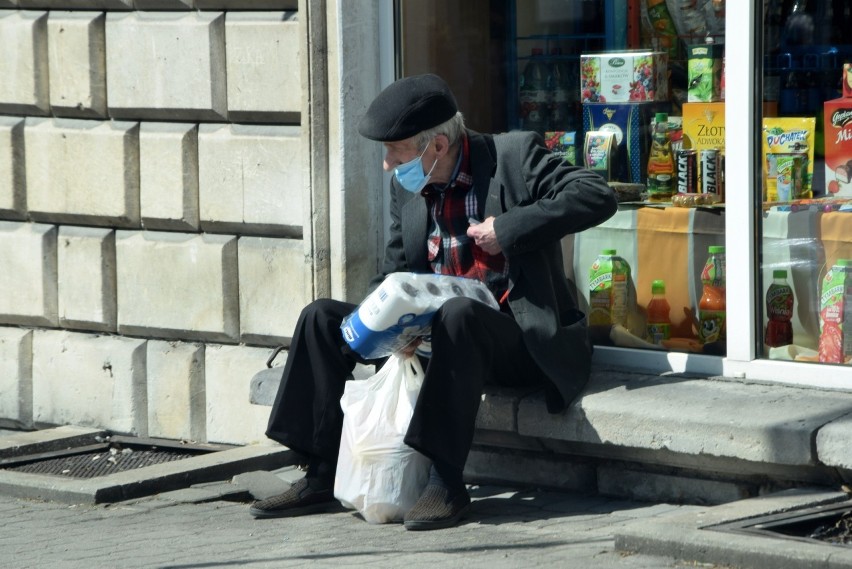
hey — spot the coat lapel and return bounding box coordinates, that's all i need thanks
[468,131,499,219]
[401,192,429,272]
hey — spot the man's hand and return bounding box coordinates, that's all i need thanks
[466,216,502,255]
[397,337,422,358]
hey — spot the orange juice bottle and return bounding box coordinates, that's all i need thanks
[646,279,671,344]
[698,245,726,344]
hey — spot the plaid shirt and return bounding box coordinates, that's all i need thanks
[422,134,509,302]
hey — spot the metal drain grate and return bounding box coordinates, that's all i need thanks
[5,448,193,479]
[0,435,232,480]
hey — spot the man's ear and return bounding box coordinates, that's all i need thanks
[433,134,451,158]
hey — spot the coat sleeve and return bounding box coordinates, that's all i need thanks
[369,177,411,292]
[492,132,618,258]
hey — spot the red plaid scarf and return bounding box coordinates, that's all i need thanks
[422,134,509,301]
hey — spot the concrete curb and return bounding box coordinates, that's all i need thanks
[615,488,852,568]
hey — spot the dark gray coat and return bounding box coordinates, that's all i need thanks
[372,129,618,412]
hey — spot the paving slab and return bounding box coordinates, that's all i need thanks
[0,427,295,504]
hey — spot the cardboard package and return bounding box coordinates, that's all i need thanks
[583,102,662,183]
[580,51,668,103]
[682,102,725,154]
[824,97,852,197]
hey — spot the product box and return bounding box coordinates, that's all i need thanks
[682,102,725,154]
[580,51,668,103]
[583,102,660,183]
[686,41,723,103]
[544,131,578,166]
[824,97,852,197]
[762,117,815,201]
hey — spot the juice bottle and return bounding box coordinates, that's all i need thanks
[589,249,631,327]
[646,279,671,344]
[647,112,675,202]
[818,259,852,363]
[764,269,794,348]
[698,245,726,344]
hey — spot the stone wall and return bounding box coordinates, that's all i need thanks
[0,0,315,445]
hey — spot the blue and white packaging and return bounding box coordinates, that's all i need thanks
[340,273,499,360]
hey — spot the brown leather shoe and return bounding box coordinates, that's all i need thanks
[403,484,471,531]
[249,477,336,519]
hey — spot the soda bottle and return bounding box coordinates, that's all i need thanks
[698,245,726,344]
[765,269,794,347]
[646,279,671,344]
[520,48,549,133]
[647,112,674,202]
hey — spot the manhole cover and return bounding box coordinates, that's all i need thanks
[0,435,232,479]
[708,500,852,548]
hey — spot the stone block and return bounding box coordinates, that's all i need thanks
[198,123,302,234]
[204,344,273,445]
[32,330,147,435]
[57,226,116,332]
[464,448,596,492]
[196,1,296,8]
[0,116,25,218]
[17,1,132,8]
[0,10,48,115]
[25,118,140,227]
[517,368,852,467]
[47,11,107,118]
[0,328,33,429]
[105,11,226,121]
[238,237,308,344]
[116,231,238,342]
[146,340,205,442]
[816,414,852,471]
[0,222,57,327]
[225,12,299,122]
[135,0,193,9]
[597,466,751,506]
[140,122,199,231]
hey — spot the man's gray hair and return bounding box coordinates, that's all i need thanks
[416,111,466,150]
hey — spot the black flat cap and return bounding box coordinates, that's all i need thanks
[358,74,458,142]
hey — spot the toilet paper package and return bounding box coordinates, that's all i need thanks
[341,273,500,360]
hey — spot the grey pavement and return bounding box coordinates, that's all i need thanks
[0,478,716,569]
[3,426,852,569]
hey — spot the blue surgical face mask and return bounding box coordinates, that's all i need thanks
[394,140,437,193]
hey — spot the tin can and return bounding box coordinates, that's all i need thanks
[676,149,698,194]
[701,149,720,195]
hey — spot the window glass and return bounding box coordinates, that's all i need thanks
[759,0,852,364]
[397,1,729,356]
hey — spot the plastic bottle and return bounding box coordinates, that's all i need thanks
[646,279,672,345]
[698,245,726,344]
[765,269,794,348]
[818,259,852,363]
[546,47,574,132]
[647,112,674,202]
[589,249,631,328]
[519,48,549,133]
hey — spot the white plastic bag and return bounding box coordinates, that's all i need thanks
[334,354,432,524]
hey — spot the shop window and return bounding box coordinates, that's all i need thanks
[758,0,852,365]
[396,1,730,357]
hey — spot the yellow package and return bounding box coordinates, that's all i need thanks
[762,117,815,202]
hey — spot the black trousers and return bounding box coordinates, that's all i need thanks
[266,296,545,471]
